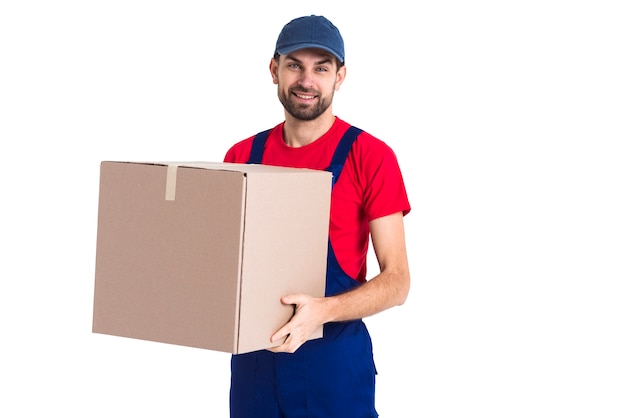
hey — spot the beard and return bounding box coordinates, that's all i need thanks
[278,87,334,121]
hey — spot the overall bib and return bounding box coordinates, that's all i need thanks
[230,126,378,418]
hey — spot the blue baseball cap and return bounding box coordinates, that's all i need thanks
[275,15,345,63]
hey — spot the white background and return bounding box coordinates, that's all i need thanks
[1,1,625,417]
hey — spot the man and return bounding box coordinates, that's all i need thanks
[224,15,411,418]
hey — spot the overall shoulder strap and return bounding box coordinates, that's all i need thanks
[326,125,363,186]
[246,128,272,164]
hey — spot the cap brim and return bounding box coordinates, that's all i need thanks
[276,43,344,63]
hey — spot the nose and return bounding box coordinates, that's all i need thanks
[297,68,315,88]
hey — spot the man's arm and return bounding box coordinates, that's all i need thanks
[269,211,410,353]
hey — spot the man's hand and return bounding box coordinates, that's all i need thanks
[268,293,326,353]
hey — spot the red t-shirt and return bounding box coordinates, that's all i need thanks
[224,117,411,282]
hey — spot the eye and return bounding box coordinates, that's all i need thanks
[316,66,329,73]
[288,63,301,70]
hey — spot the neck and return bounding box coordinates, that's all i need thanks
[282,113,336,148]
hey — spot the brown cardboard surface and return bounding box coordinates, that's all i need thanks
[92,161,331,354]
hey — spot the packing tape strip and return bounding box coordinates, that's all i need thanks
[165,164,178,201]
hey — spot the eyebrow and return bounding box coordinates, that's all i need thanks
[284,53,334,66]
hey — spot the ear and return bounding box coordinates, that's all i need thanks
[334,66,346,91]
[270,58,279,85]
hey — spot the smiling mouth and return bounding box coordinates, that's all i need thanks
[293,92,317,100]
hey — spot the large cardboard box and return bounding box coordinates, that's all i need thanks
[92,161,332,354]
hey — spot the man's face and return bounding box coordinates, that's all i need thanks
[271,48,346,121]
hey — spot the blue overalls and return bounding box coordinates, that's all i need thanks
[229,126,378,418]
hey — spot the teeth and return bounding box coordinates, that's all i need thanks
[296,93,315,99]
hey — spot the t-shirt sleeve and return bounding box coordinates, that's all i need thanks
[223,137,254,163]
[358,136,411,221]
